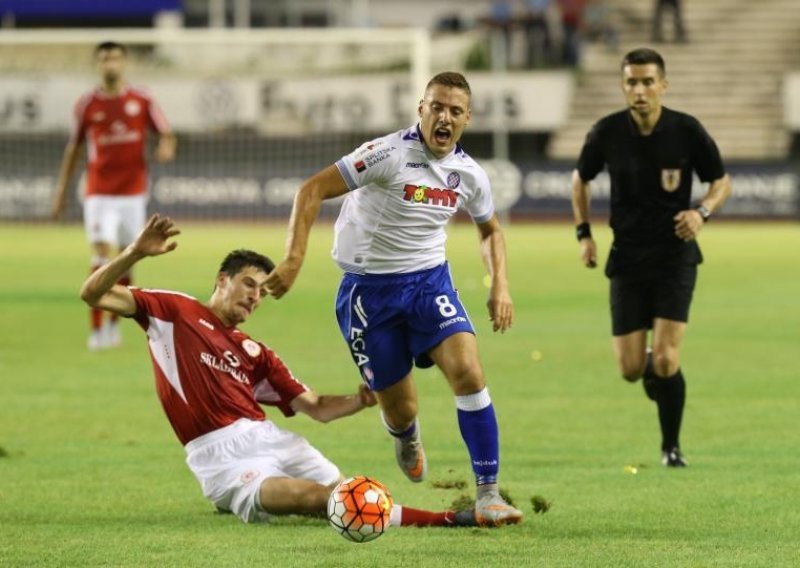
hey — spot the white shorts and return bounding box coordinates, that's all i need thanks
[83,194,147,247]
[184,418,341,524]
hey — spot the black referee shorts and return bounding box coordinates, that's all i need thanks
[609,264,698,336]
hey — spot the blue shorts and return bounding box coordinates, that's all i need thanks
[335,262,475,391]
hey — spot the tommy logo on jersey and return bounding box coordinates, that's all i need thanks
[661,169,681,192]
[403,184,458,208]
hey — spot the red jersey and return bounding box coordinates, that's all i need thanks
[71,86,170,197]
[130,288,309,445]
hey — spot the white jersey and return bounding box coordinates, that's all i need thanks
[333,125,495,274]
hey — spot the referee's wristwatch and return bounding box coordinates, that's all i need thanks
[695,205,711,222]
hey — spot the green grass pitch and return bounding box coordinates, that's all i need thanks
[1,221,798,567]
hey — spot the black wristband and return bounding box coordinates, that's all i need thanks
[576,222,592,241]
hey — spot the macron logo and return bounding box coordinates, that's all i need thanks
[199,319,215,330]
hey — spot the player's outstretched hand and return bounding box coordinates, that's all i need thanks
[487,288,514,333]
[265,260,300,299]
[131,213,180,258]
[579,237,598,268]
[673,209,703,242]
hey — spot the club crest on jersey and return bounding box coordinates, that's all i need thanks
[446,172,461,189]
[403,184,458,208]
[355,160,366,172]
[661,169,681,192]
[124,100,141,116]
[242,339,261,358]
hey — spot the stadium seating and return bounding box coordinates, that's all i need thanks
[549,0,800,161]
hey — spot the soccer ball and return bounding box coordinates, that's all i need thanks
[327,476,393,543]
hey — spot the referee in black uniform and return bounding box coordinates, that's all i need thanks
[570,48,732,466]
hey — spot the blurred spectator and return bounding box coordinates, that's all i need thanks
[489,0,514,24]
[557,0,584,67]
[652,0,687,43]
[583,0,618,52]
[484,0,515,66]
[522,0,556,68]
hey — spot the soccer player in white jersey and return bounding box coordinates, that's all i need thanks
[80,213,470,527]
[266,72,523,527]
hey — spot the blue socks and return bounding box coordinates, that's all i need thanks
[455,387,499,486]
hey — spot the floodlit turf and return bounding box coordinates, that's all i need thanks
[1,221,798,567]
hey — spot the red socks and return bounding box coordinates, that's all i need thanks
[399,506,455,527]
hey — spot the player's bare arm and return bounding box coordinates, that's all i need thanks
[477,215,513,333]
[52,142,84,220]
[80,214,180,315]
[267,165,349,298]
[156,132,177,163]
[289,384,377,423]
[674,173,732,241]
[570,169,598,269]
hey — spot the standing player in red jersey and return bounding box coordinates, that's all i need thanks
[53,41,176,351]
[79,213,473,527]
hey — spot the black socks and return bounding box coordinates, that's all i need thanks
[643,364,686,451]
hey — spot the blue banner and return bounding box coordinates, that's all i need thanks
[0,1,180,17]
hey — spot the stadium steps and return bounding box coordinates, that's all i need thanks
[549,0,800,161]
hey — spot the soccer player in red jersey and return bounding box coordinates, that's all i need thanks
[53,41,176,351]
[80,214,470,527]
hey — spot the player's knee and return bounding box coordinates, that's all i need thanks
[619,358,647,381]
[261,481,329,515]
[444,364,484,394]
[620,367,642,382]
[305,484,331,513]
[92,242,113,258]
[382,401,418,429]
[651,349,679,377]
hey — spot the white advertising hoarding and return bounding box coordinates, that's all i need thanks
[0,71,572,134]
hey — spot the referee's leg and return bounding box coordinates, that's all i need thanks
[651,318,686,377]
[612,330,648,381]
[649,318,689,464]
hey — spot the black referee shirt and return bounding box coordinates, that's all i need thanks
[576,106,726,277]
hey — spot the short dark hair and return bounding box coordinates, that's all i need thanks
[95,41,127,56]
[621,48,666,77]
[218,249,275,278]
[426,71,472,98]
